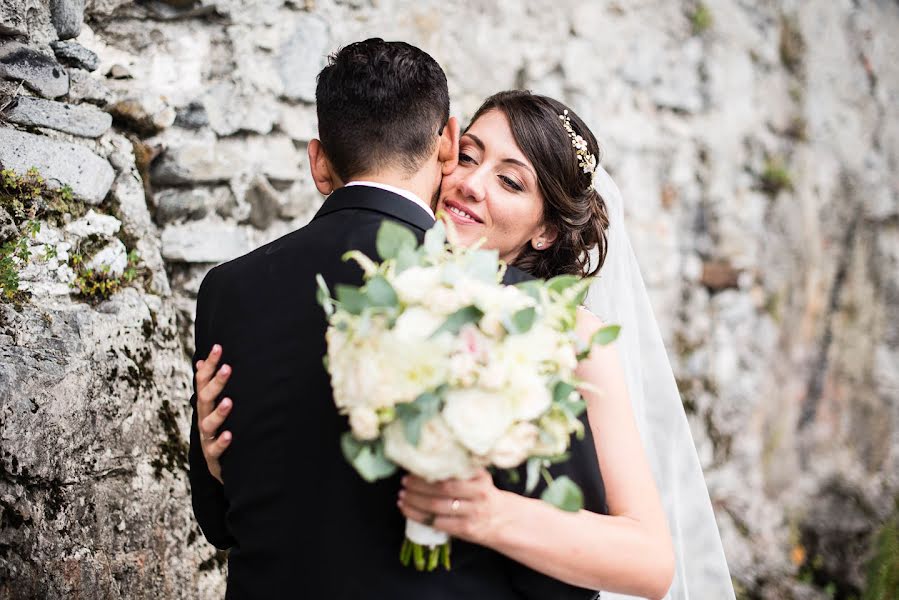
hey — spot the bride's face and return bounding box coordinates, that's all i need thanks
[436,110,549,264]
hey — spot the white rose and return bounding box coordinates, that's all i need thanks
[328,320,402,410]
[348,407,380,440]
[448,353,477,387]
[506,377,552,421]
[392,266,441,305]
[531,412,571,457]
[489,422,539,468]
[429,286,469,316]
[442,387,514,455]
[383,416,477,481]
[392,306,443,341]
[479,311,505,338]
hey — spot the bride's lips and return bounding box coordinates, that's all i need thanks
[442,199,484,225]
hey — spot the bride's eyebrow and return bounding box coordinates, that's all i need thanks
[465,133,535,179]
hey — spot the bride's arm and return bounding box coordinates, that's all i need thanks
[399,310,675,599]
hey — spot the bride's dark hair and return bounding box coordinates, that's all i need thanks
[467,91,610,280]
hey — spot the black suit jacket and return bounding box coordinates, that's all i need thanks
[189,185,548,599]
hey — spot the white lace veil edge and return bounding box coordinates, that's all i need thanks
[584,167,736,600]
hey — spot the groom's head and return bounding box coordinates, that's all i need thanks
[308,38,459,196]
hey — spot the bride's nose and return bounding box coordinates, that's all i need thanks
[458,169,486,203]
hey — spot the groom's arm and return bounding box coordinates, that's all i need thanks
[188,267,235,549]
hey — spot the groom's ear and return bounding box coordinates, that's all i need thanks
[438,116,461,176]
[308,139,340,195]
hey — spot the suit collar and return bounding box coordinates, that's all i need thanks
[312,185,436,233]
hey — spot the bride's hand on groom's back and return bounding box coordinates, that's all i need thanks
[195,344,233,484]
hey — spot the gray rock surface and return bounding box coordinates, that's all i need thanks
[0,43,69,99]
[154,187,212,223]
[66,68,113,106]
[277,14,329,103]
[0,0,29,37]
[173,100,208,129]
[50,40,100,72]
[4,95,112,137]
[161,219,250,263]
[49,0,85,39]
[0,128,114,204]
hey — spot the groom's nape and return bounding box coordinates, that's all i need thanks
[309,38,456,200]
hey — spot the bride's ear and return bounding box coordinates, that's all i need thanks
[532,225,558,251]
[308,139,340,195]
[438,116,461,176]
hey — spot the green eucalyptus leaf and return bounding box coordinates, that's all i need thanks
[340,431,363,461]
[546,275,580,295]
[316,274,333,315]
[395,245,419,273]
[423,220,446,256]
[540,475,584,512]
[591,324,621,346]
[352,441,398,482]
[514,280,543,302]
[525,457,542,495]
[570,278,592,306]
[366,275,398,308]
[342,434,397,482]
[506,306,537,335]
[376,221,418,261]
[552,381,575,405]
[464,249,500,282]
[335,284,368,315]
[431,305,484,338]
[395,392,441,446]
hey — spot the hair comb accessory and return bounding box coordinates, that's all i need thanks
[559,110,597,188]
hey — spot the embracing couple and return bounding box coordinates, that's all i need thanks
[188,39,734,600]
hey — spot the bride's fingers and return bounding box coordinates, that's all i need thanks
[199,397,232,441]
[398,489,469,518]
[197,363,231,418]
[402,475,476,500]
[205,430,232,460]
[195,344,223,387]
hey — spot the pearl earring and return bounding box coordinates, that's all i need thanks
[536,241,544,249]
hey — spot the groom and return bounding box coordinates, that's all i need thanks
[188,39,529,598]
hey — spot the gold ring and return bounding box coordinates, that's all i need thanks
[451,498,461,512]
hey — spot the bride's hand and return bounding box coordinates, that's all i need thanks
[194,344,233,484]
[397,469,510,546]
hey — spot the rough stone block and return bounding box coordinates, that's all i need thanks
[49,0,84,40]
[277,14,329,103]
[50,40,99,72]
[5,95,112,137]
[0,128,114,204]
[65,209,122,238]
[161,219,251,263]
[0,42,69,99]
[66,68,113,106]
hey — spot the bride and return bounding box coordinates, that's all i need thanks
[193,90,734,600]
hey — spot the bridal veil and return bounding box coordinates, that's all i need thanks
[585,166,736,600]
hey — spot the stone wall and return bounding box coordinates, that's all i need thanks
[0,0,896,598]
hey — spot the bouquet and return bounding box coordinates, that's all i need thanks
[317,219,619,571]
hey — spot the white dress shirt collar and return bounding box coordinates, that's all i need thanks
[344,181,435,221]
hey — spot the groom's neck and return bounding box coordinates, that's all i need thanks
[343,167,437,206]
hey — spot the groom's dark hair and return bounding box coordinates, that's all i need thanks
[315,38,450,181]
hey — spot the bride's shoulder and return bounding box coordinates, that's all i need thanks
[574,306,605,339]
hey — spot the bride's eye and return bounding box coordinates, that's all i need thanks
[499,175,523,192]
[458,152,476,165]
